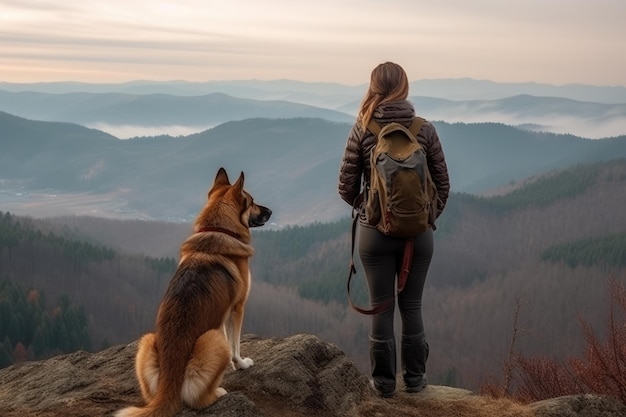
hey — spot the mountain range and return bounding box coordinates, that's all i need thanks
[2,111,626,224]
[3,78,626,102]
[2,79,626,139]
[0,90,353,134]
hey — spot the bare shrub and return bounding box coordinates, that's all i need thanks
[482,277,626,405]
[567,278,626,403]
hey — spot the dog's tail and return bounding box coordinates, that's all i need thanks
[114,399,180,417]
[115,306,194,417]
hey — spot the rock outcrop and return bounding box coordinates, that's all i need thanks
[0,334,624,417]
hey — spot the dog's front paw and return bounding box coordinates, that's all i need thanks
[216,387,227,398]
[233,356,254,370]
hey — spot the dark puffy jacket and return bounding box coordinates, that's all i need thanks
[338,99,450,221]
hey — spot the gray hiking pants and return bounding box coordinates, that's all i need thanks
[358,224,434,339]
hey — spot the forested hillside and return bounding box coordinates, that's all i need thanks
[2,159,625,391]
[0,278,90,368]
[0,211,176,365]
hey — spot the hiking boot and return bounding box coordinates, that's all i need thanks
[402,333,429,393]
[405,374,428,393]
[369,337,397,398]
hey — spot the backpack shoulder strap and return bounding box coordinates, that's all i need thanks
[367,120,382,136]
[408,117,426,137]
[369,118,425,137]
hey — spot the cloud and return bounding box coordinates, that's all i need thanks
[0,0,625,85]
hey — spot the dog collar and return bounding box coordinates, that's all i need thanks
[196,226,241,240]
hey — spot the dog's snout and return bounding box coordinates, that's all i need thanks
[249,204,272,227]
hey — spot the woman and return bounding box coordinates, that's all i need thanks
[338,62,450,397]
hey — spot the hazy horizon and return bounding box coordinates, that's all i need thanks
[1,1,625,87]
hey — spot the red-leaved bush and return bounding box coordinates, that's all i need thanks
[482,277,626,404]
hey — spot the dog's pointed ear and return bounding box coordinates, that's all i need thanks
[232,171,245,193]
[209,167,230,198]
[213,167,230,186]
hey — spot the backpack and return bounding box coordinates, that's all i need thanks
[365,117,438,237]
[346,117,438,315]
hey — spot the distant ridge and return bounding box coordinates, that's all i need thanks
[0,90,354,129]
[2,78,625,102]
[2,80,625,138]
[409,78,626,103]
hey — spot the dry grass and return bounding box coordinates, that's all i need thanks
[355,386,534,417]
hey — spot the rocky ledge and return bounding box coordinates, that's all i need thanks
[0,334,624,417]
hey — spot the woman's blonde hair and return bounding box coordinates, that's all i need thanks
[358,62,409,131]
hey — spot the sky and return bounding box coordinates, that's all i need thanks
[1,0,625,86]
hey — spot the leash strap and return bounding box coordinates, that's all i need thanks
[397,238,414,292]
[347,220,415,315]
[347,215,392,315]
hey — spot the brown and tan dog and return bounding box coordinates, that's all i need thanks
[116,168,272,417]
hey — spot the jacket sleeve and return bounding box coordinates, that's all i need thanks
[424,123,450,217]
[338,122,364,206]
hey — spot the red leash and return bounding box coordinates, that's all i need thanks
[347,217,415,315]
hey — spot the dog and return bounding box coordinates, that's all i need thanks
[115,167,272,417]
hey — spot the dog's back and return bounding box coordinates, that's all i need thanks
[116,261,236,417]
